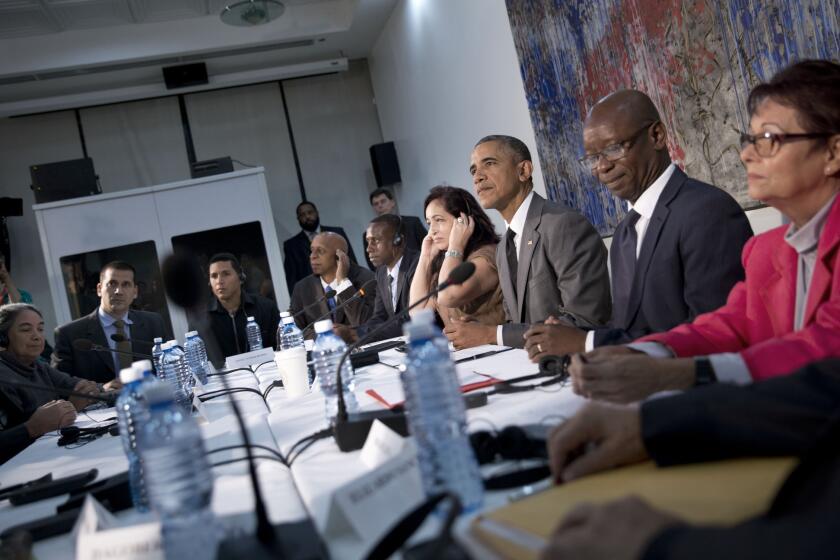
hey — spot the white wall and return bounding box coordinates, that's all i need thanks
[367,0,544,229]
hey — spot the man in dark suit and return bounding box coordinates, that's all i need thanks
[290,232,376,339]
[444,135,612,350]
[523,90,753,361]
[205,253,280,360]
[282,201,357,295]
[52,261,168,384]
[362,188,426,270]
[542,358,840,560]
[336,214,419,343]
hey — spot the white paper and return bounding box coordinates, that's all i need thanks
[451,344,509,361]
[74,496,164,560]
[359,420,407,469]
[467,348,539,381]
[325,448,425,542]
[225,347,276,370]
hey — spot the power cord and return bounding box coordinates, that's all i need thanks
[286,428,332,466]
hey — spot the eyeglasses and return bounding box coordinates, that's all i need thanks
[739,131,833,158]
[578,122,656,170]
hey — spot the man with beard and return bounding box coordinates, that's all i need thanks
[282,201,357,295]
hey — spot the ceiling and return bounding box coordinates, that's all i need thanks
[0,0,398,115]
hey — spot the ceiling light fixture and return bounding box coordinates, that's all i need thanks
[220,0,285,27]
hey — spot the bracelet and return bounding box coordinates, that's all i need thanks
[444,250,463,259]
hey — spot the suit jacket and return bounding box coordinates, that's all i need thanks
[290,263,376,338]
[639,359,840,560]
[52,308,168,383]
[639,197,840,381]
[282,226,358,295]
[363,215,426,270]
[593,168,753,346]
[356,250,420,341]
[497,193,612,347]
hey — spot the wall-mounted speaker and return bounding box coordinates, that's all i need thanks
[162,63,208,90]
[370,142,401,187]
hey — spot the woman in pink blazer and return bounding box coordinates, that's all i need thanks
[569,60,840,403]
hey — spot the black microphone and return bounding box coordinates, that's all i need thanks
[290,288,337,321]
[72,338,154,360]
[303,278,377,332]
[110,333,157,346]
[332,261,476,452]
[160,251,326,560]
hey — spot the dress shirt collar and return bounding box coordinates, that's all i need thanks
[628,163,676,219]
[785,193,837,255]
[97,306,131,327]
[386,256,403,278]
[304,227,321,242]
[505,190,535,236]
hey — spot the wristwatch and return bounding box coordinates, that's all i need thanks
[693,356,718,386]
[444,250,463,259]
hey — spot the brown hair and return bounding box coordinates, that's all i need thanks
[747,59,840,140]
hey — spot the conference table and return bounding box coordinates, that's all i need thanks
[0,343,588,559]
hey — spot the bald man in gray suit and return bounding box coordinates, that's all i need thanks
[444,135,611,349]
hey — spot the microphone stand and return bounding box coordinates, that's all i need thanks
[290,289,336,322]
[331,267,472,452]
[302,278,377,333]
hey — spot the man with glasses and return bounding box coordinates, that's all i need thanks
[523,90,752,362]
[53,261,168,383]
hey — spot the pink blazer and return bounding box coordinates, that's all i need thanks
[638,198,840,380]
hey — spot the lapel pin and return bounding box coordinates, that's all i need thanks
[527,240,533,246]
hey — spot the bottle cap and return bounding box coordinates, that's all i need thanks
[119,366,143,384]
[279,311,291,318]
[153,337,163,343]
[314,319,334,334]
[282,315,296,325]
[247,316,256,322]
[133,359,153,376]
[403,309,438,340]
[186,330,197,337]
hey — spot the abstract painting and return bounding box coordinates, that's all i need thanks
[506,0,840,235]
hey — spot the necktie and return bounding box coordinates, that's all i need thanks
[112,319,133,371]
[389,272,397,311]
[505,229,518,297]
[611,209,641,326]
[326,287,337,320]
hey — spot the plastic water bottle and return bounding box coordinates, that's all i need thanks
[400,310,484,512]
[160,342,192,413]
[245,316,263,351]
[170,342,194,394]
[184,331,209,384]
[279,314,305,351]
[311,319,356,423]
[151,337,164,377]
[116,365,150,512]
[138,383,216,560]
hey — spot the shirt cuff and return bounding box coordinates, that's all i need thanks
[708,353,753,385]
[584,330,595,352]
[332,278,354,294]
[496,325,504,346]
[626,341,675,358]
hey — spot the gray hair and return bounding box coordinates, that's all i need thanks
[0,303,43,343]
[475,135,532,164]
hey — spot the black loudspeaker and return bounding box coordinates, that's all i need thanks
[30,158,100,204]
[162,62,208,90]
[370,142,401,186]
[190,157,234,178]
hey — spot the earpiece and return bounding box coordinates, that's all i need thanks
[58,423,118,446]
[469,425,547,465]
[392,215,405,247]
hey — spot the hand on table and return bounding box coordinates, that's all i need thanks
[540,496,682,560]
[524,320,586,362]
[69,379,99,410]
[443,319,496,350]
[103,378,123,392]
[24,400,77,438]
[547,401,647,482]
[568,353,694,403]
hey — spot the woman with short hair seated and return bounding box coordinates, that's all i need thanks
[570,59,840,403]
[0,303,106,464]
[409,185,505,328]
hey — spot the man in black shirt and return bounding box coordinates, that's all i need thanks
[205,253,279,361]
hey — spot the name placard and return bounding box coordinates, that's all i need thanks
[74,496,163,560]
[225,347,276,370]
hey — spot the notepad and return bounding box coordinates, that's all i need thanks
[470,457,797,560]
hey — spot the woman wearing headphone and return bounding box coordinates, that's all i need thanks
[0,303,107,464]
[409,185,505,328]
